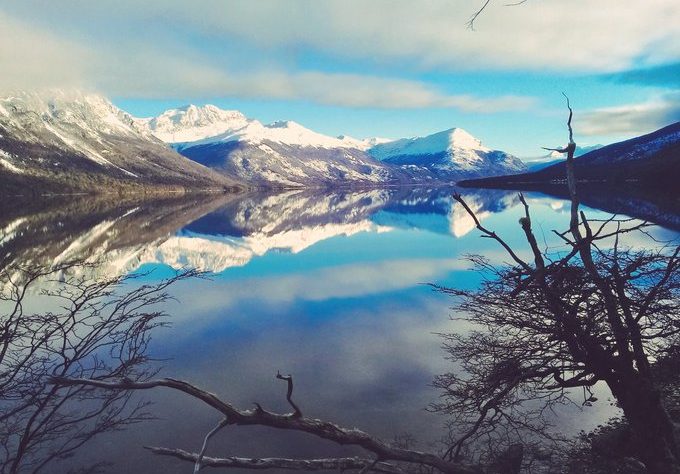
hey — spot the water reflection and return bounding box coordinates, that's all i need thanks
[1,187,524,276]
[1,187,678,473]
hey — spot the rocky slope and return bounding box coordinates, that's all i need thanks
[0,91,238,195]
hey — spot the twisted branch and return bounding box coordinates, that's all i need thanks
[48,376,479,474]
[276,371,302,417]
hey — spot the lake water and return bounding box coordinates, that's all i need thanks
[1,186,678,473]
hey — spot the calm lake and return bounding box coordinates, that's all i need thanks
[2,186,679,473]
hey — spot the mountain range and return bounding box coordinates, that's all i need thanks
[137,103,526,187]
[0,91,527,194]
[1,90,677,195]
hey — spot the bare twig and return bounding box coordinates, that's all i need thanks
[276,371,302,417]
[194,418,228,473]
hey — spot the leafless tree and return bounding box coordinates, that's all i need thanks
[0,262,196,473]
[430,97,680,473]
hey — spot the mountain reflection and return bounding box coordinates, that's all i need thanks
[2,187,678,277]
[1,188,518,274]
[0,188,678,273]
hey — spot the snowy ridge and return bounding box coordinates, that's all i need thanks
[368,127,526,177]
[336,135,394,151]
[0,90,145,170]
[137,104,250,143]
[139,103,390,151]
[369,128,490,161]
[140,103,526,184]
[189,119,365,149]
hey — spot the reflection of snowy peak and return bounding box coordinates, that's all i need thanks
[371,187,519,238]
[368,128,526,179]
[449,192,519,237]
[146,220,390,273]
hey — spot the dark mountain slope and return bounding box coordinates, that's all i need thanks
[461,122,680,189]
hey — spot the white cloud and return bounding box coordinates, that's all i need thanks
[576,93,680,137]
[0,12,92,90]
[3,1,677,110]
[0,10,532,111]
[109,0,680,72]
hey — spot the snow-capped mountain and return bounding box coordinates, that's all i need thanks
[138,105,404,187]
[0,91,237,195]
[336,135,394,151]
[137,104,251,143]
[177,119,376,151]
[138,104,390,151]
[179,138,399,187]
[368,127,526,179]
[140,104,525,186]
[0,93,529,192]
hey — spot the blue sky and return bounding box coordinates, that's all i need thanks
[2,0,679,156]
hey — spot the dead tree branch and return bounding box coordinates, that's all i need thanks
[49,376,480,474]
[276,371,302,417]
[145,447,408,473]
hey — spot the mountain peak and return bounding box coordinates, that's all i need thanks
[445,127,487,151]
[269,120,302,129]
[0,89,140,139]
[367,126,525,176]
[368,127,490,162]
[141,104,250,143]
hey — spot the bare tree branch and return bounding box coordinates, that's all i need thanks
[48,376,480,474]
[144,447,408,473]
[194,418,229,473]
[435,97,680,473]
[276,371,302,417]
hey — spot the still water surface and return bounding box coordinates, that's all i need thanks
[1,187,678,472]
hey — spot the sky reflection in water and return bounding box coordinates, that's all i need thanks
[3,187,678,473]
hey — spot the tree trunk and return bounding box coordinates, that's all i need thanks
[614,378,680,473]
